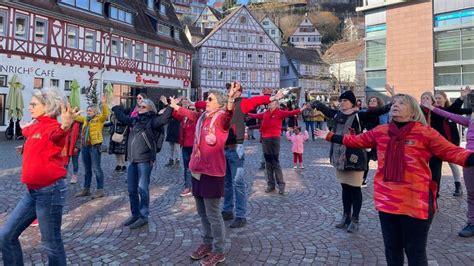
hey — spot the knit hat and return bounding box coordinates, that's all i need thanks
[339,90,356,106]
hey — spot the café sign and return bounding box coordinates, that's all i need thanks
[0,64,56,77]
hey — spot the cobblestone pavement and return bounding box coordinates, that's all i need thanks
[1,136,474,265]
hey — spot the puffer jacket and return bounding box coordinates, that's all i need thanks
[75,104,109,145]
[286,130,309,153]
[112,106,172,163]
[337,122,471,220]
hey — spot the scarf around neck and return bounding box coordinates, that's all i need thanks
[383,121,416,182]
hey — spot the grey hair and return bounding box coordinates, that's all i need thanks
[87,105,99,115]
[208,89,228,108]
[391,94,427,125]
[32,87,66,118]
[141,98,157,113]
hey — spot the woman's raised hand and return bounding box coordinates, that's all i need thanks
[461,86,471,100]
[421,98,434,110]
[60,102,81,130]
[385,83,395,97]
[314,128,330,139]
[169,96,180,110]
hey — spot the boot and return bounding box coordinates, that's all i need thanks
[453,182,463,197]
[458,222,474,237]
[92,189,105,199]
[165,159,174,167]
[347,216,359,233]
[75,188,91,197]
[335,213,351,229]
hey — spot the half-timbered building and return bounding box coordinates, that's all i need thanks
[289,14,322,51]
[192,5,282,98]
[0,0,194,130]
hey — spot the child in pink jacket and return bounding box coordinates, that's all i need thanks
[286,126,309,169]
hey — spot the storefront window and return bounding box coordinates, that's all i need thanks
[35,19,48,43]
[15,14,28,40]
[113,84,132,108]
[67,26,78,48]
[34,78,44,89]
[85,30,96,52]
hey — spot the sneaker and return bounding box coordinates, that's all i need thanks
[114,165,121,171]
[279,190,288,196]
[190,244,212,260]
[221,212,234,221]
[123,216,139,226]
[265,187,275,193]
[70,174,78,184]
[300,164,304,169]
[165,159,174,167]
[201,252,225,266]
[129,218,148,229]
[92,189,104,199]
[121,166,127,172]
[30,219,39,227]
[361,181,367,188]
[180,188,192,197]
[230,217,247,228]
[293,165,298,169]
[458,222,474,237]
[75,189,91,197]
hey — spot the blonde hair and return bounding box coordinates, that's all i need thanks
[32,88,66,118]
[434,91,451,108]
[392,94,427,125]
[420,91,435,104]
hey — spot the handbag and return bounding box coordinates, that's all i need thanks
[112,123,128,143]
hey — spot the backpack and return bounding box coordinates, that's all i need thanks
[144,118,165,154]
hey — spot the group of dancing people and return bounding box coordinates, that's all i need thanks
[1,81,474,266]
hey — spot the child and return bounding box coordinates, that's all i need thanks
[286,126,309,169]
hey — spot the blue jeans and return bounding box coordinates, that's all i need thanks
[82,145,104,189]
[68,152,80,174]
[182,147,193,189]
[127,162,152,219]
[223,145,247,218]
[0,179,67,265]
[304,121,315,140]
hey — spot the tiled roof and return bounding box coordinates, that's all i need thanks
[7,0,194,53]
[322,39,365,64]
[282,46,325,65]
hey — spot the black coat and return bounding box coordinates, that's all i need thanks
[165,117,181,143]
[108,113,129,155]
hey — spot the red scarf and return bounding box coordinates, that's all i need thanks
[421,106,431,125]
[384,121,416,182]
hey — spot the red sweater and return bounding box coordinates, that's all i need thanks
[172,110,196,148]
[21,116,68,189]
[177,107,232,177]
[248,108,301,138]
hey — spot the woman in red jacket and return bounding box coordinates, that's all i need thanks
[169,87,236,266]
[248,101,305,195]
[0,88,77,265]
[316,94,474,266]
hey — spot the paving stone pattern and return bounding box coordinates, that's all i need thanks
[0,138,474,265]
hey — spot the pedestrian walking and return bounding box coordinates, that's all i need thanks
[109,111,129,172]
[422,92,474,237]
[112,97,172,229]
[169,87,237,266]
[165,116,181,167]
[0,88,78,265]
[248,99,305,195]
[286,126,309,169]
[316,93,474,266]
[302,103,315,140]
[311,89,392,233]
[75,96,109,199]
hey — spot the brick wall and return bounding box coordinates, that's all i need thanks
[386,0,433,100]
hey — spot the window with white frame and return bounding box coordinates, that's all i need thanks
[221,51,227,61]
[15,14,29,40]
[158,24,171,36]
[177,54,185,68]
[207,70,213,80]
[217,71,224,80]
[35,18,48,43]
[271,29,275,35]
[60,0,103,14]
[111,38,120,56]
[208,49,214,60]
[50,79,60,87]
[241,72,247,81]
[174,30,180,40]
[66,26,78,48]
[233,51,239,61]
[159,49,167,65]
[247,53,253,62]
[231,71,237,81]
[250,72,257,82]
[34,78,44,89]
[265,72,272,82]
[123,40,132,59]
[84,30,96,52]
[64,80,72,91]
[240,35,246,43]
[262,21,269,26]
[147,46,155,63]
[257,53,263,63]
[259,36,264,44]
[0,11,6,36]
[110,6,132,24]
[268,54,274,64]
[135,43,144,61]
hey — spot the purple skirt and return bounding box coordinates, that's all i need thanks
[192,174,224,198]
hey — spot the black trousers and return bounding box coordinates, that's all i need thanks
[429,157,442,196]
[262,137,285,190]
[379,212,433,266]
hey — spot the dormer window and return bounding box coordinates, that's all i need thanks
[59,0,103,15]
[110,6,133,24]
[160,3,166,14]
[158,24,170,36]
[147,0,154,10]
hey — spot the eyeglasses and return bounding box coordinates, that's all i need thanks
[138,105,147,109]
[29,102,41,107]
